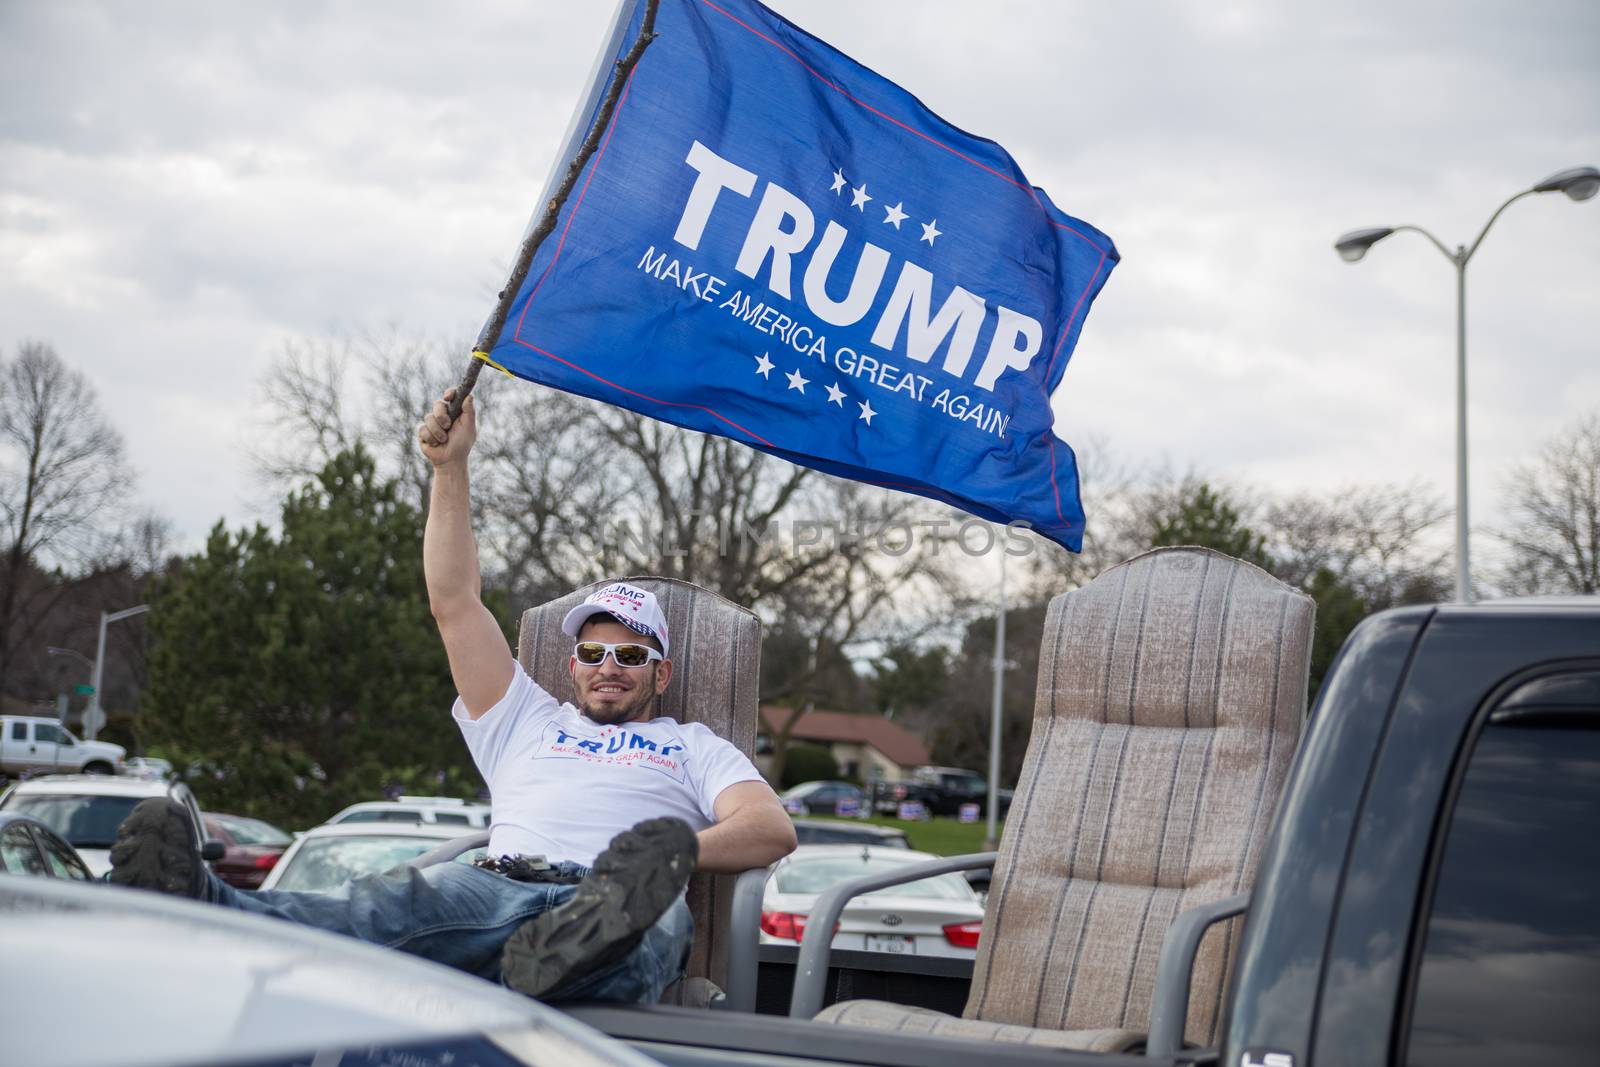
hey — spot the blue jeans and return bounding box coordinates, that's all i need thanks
[206,860,692,1004]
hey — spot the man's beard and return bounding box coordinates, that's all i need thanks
[577,675,657,725]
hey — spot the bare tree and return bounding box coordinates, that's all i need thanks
[100,512,179,580]
[253,337,360,486]
[255,331,979,654]
[1496,411,1600,595]
[367,336,460,513]
[1022,445,1451,609]
[749,478,973,784]
[1264,481,1451,603]
[1018,450,1232,599]
[0,341,134,695]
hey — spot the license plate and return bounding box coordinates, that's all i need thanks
[865,934,914,954]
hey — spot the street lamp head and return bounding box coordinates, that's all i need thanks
[47,646,92,670]
[1333,227,1395,263]
[1531,165,1600,202]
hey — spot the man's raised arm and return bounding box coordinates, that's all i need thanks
[418,388,515,719]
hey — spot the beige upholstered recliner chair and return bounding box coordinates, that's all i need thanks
[415,575,764,1006]
[793,547,1314,1053]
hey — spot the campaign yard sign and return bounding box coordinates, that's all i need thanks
[896,800,930,822]
[484,0,1118,550]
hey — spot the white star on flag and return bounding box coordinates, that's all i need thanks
[825,382,846,406]
[753,352,774,378]
[850,182,872,211]
[830,168,846,194]
[857,399,877,425]
[883,202,907,229]
[786,368,810,393]
[920,218,941,245]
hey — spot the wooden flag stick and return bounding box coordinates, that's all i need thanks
[448,0,661,421]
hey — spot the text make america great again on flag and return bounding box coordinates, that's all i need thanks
[485,0,1118,550]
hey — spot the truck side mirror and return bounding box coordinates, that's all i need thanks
[201,840,226,862]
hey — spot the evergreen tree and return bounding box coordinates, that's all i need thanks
[142,447,502,827]
[1301,566,1370,701]
[871,642,949,718]
[1151,482,1273,570]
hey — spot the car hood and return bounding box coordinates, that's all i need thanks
[0,877,657,1067]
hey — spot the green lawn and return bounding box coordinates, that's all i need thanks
[798,814,1001,856]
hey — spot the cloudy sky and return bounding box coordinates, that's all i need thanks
[2,0,1596,569]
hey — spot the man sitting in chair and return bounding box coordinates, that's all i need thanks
[108,387,797,1005]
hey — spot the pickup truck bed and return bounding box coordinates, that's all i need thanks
[567,1003,1151,1067]
[568,598,1600,1067]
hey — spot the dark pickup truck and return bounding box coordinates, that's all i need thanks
[571,596,1600,1067]
[870,766,1014,818]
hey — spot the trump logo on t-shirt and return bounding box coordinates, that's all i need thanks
[536,720,690,785]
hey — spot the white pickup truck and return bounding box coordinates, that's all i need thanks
[0,715,125,778]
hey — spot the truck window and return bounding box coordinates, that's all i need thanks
[10,721,26,741]
[1403,679,1600,1066]
[34,723,72,745]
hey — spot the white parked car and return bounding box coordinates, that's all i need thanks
[0,811,95,881]
[325,794,492,829]
[0,714,125,777]
[120,755,174,780]
[0,773,218,878]
[760,844,986,959]
[2,875,657,1067]
[260,822,479,892]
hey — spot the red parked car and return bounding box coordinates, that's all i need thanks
[202,812,292,889]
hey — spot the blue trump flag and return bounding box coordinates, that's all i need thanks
[483,0,1118,551]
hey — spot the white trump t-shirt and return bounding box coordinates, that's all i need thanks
[454,665,764,867]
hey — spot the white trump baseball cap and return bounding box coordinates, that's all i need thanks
[561,581,671,657]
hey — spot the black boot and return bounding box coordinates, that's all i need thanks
[108,797,205,899]
[500,817,697,999]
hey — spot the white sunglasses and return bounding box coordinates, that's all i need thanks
[573,641,663,668]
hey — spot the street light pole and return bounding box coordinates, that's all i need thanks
[1334,165,1599,604]
[985,547,1006,851]
[47,646,94,724]
[85,604,150,741]
[1453,247,1469,605]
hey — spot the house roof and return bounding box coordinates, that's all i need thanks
[759,706,931,769]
